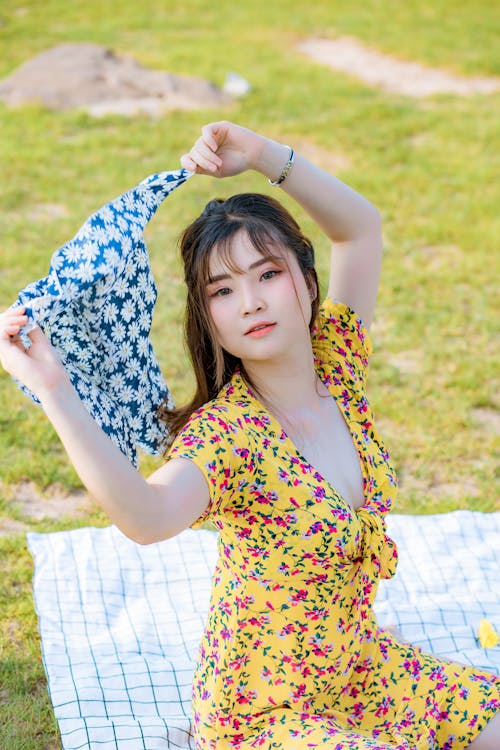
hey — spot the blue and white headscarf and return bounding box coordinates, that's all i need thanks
[12,169,192,467]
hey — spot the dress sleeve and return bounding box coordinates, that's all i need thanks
[166,403,246,528]
[312,297,373,391]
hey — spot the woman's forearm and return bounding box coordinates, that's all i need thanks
[252,138,380,242]
[39,382,167,542]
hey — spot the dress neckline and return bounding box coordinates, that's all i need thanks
[229,368,371,516]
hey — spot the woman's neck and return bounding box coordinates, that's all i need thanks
[242,348,325,424]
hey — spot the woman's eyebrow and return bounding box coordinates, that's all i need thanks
[206,255,285,285]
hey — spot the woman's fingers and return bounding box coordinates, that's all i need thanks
[0,309,28,339]
[3,317,27,331]
[201,121,229,151]
[180,153,198,172]
[28,325,52,348]
[182,121,257,178]
[0,314,28,375]
[195,136,223,165]
[0,307,26,321]
[184,138,223,174]
[180,150,215,174]
[4,323,24,336]
[0,308,71,400]
[180,153,214,175]
[181,122,232,174]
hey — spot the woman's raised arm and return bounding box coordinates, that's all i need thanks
[182,121,382,330]
[275,147,382,331]
[0,308,209,543]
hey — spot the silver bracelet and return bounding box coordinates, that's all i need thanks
[268,146,295,186]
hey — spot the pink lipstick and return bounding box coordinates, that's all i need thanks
[244,322,276,338]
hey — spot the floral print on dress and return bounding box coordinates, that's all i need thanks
[168,298,499,749]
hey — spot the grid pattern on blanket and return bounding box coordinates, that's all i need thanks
[28,511,500,750]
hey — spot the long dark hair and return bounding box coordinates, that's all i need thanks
[158,193,319,445]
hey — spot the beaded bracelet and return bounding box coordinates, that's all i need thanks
[268,146,295,186]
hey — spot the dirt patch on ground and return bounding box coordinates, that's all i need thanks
[298,37,500,97]
[415,244,464,271]
[288,137,352,173]
[27,202,69,223]
[387,349,423,375]
[1,619,26,651]
[398,467,480,501]
[0,42,233,116]
[370,315,392,339]
[4,480,94,523]
[0,517,28,536]
[471,407,500,435]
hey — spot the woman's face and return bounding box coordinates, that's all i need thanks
[205,229,315,366]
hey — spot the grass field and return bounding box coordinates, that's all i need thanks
[0,0,499,746]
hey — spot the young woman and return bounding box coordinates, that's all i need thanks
[0,121,498,749]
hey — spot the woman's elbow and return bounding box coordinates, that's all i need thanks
[117,524,169,546]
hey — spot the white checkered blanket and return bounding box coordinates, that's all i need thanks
[28,511,500,750]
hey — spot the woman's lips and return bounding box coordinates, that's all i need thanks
[244,323,277,338]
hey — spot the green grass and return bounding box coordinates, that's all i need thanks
[0,0,499,745]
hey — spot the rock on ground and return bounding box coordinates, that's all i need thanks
[0,42,233,116]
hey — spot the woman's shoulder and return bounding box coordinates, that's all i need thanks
[166,374,255,528]
[313,297,372,353]
[169,374,253,447]
[312,297,373,386]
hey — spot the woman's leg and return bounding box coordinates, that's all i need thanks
[467,711,500,749]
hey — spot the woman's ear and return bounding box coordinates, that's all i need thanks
[307,275,318,302]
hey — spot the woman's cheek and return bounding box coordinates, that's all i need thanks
[208,298,235,343]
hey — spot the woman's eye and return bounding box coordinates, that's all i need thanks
[212,287,231,297]
[261,269,280,281]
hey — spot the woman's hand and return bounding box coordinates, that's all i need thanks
[0,307,70,399]
[180,121,267,178]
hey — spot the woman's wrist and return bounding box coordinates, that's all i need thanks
[251,138,293,183]
[37,373,75,412]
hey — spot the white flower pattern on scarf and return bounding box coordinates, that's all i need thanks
[12,169,191,466]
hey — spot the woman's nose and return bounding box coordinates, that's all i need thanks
[240,285,265,316]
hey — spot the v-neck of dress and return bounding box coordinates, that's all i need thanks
[232,369,371,516]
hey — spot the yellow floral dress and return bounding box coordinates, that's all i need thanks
[167,298,499,749]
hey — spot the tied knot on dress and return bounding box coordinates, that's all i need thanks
[355,506,398,579]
